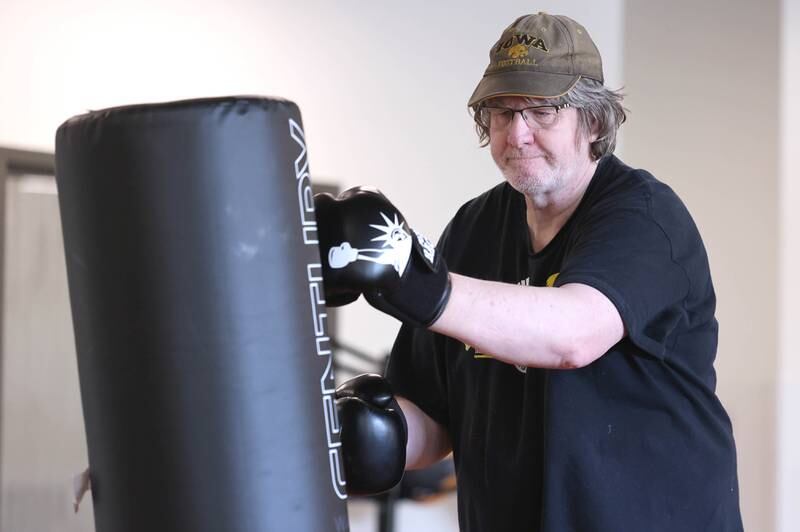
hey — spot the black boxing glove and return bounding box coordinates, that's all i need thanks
[314,187,451,327]
[336,374,407,496]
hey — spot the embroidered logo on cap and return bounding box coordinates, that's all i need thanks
[508,44,529,59]
[494,33,549,55]
[490,33,548,71]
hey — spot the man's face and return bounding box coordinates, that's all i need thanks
[487,96,595,199]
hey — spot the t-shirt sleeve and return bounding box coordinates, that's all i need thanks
[385,325,450,427]
[554,184,696,360]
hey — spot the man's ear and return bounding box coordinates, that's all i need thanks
[588,116,601,143]
[575,118,600,155]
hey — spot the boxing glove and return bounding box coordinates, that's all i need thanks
[336,374,407,496]
[314,187,451,327]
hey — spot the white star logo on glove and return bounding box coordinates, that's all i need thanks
[327,212,413,276]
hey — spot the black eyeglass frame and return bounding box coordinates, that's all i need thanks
[476,102,571,129]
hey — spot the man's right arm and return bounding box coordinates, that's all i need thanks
[397,396,452,470]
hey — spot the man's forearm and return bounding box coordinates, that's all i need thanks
[397,397,452,470]
[429,273,625,369]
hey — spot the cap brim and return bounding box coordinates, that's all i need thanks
[467,71,581,107]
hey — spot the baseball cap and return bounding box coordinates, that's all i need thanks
[468,12,604,107]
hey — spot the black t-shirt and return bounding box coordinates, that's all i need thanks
[385,155,743,532]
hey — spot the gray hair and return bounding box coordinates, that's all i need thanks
[471,78,628,160]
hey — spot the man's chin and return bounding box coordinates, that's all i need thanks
[504,173,541,192]
[504,169,559,194]
[503,165,545,181]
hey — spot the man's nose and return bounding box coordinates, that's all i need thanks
[506,113,534,147]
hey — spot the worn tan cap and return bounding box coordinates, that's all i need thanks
[468,12,604,107]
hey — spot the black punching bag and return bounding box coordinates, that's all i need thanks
[55,97,348,532]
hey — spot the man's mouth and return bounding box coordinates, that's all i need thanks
[506,155,545,161]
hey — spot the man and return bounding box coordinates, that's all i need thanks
[317,12,743,532]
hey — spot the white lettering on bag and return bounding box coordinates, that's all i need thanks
[289,118,347,500]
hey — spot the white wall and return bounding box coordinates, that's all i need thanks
[1,177,94,532]
[778,0,800,530]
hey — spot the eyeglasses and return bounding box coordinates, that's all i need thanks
[478,103,571,130]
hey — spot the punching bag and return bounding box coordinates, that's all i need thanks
[55,97,348,532]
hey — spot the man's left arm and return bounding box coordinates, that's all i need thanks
[430,274,625,370]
